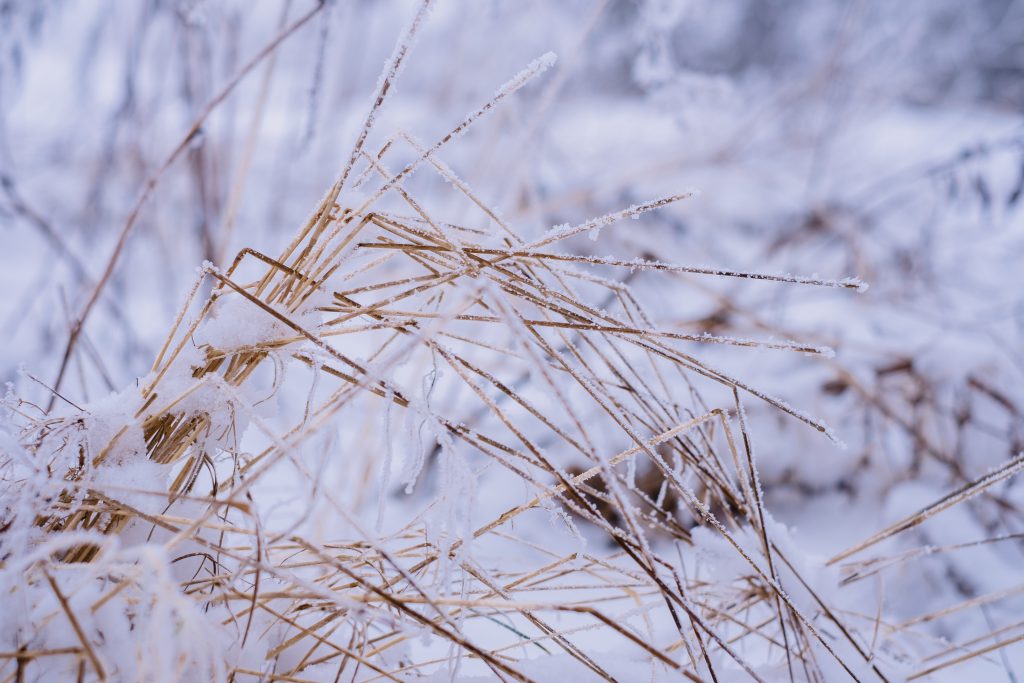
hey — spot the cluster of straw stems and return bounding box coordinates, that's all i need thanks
[15,137,874,680]
[8,1,1024,680]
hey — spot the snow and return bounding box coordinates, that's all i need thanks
[1,1,1023,681]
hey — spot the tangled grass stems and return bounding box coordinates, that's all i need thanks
[3,3,1023,682]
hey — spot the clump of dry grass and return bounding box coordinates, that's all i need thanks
[2,2,1023,681]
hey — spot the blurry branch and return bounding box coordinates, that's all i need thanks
[48,0,328,411]
[216,0,293,266]
[0,174,90,283]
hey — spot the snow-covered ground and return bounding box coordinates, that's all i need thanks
[1,1,1023,681]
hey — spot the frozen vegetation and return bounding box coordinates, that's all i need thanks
[0,1,1023,681]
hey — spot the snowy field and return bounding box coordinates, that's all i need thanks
[1,1,1023,681]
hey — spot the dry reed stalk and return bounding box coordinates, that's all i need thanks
[5,3,1023,682]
